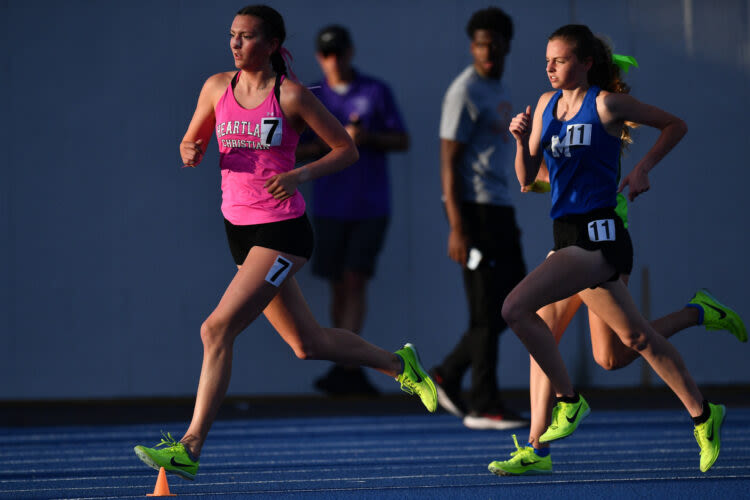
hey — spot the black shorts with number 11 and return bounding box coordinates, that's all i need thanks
[552,207,633,281]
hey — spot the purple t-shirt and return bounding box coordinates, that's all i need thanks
[307,70,406,219]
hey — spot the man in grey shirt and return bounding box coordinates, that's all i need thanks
[431,6,528,430]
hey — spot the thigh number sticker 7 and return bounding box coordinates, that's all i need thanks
[265,256,292,287]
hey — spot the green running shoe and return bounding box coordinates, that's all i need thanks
[688,289,747,342]
[395,343,437,412]
[134,432,199,481]
[694,403,726,472]
[488,434,552,476]
[539,394,590,443]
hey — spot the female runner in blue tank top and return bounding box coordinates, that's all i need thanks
[500,24,725,473]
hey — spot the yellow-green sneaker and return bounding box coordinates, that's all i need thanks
[134,432,199,480]
[488,434,552,476]
[523,180,551,193]
[539,394,590,443]
[688,289,747,342]
[395,343,437,412]
[694,403,726,472]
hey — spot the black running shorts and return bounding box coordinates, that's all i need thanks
[552,207,633,283]
[224,214,314,265]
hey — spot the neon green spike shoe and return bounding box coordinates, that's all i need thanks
[694,403,726,472]
[523,180,551,193]
[134,432,199,480]
[395,343,437,412]
[539,394,590,443]
[688,289,747,342]
[488,434,552,476]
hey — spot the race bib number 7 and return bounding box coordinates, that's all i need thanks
[588,219,616,242]
[261,117,283,146]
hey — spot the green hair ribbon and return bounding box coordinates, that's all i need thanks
[612,54,639,73]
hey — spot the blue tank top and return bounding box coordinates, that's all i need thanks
[541,86,621,219]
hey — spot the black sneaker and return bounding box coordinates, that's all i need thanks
[463,407,529,430]
[430,369,467,417]
[314,365,380,396]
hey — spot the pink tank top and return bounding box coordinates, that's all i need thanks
[214,73,305,225]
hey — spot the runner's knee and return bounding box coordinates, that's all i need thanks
[289,327,326,360]
[501,293,531,329]
[200,316,233,350]
[620,330,649,352]
[592,343,632,370]
[593,352,623,371]
[291,344,313,360]
[292,340,317,360]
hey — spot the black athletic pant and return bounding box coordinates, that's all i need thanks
[437,202,526,413]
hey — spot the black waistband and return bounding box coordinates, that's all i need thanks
[554,206,617,224]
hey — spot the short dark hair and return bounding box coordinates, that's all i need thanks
[316,25,353,55]
[466,7,513,41]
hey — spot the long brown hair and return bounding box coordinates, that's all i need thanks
[549,24,635,146]
[236,5,288,77]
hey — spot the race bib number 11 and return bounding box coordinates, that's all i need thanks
[588,219,616,242]
[566,123,592,146]
[550,123,592,158]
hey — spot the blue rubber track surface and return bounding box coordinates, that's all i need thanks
[1,409,749,499]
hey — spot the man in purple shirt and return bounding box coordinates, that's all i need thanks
[297,25,410,395]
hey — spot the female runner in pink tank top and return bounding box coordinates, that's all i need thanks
[133,5,437,481]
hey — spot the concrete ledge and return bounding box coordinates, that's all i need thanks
[2,385,748,427]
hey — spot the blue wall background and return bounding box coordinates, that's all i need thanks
[2,0,749,400]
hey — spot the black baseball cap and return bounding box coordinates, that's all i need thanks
[316,25,352,55]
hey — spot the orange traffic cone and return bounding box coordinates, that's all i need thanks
[147,467,176,497]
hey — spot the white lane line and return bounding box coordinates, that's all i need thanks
[7,421,746,453]
[6,409,749,442]
[5,441,750,467]
[4,427,750,455]
[3,463,750,489]
[4,437,750,463]
[3,452,750,481]
[5,429,750,459]
[0,419,464,443]
[0,458,722,484]
[38,473,750,500]
[4,410,749,444]
[5,469,750,496]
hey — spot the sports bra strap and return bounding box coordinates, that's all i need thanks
[230,71,281,103]
[274,73,281,102]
